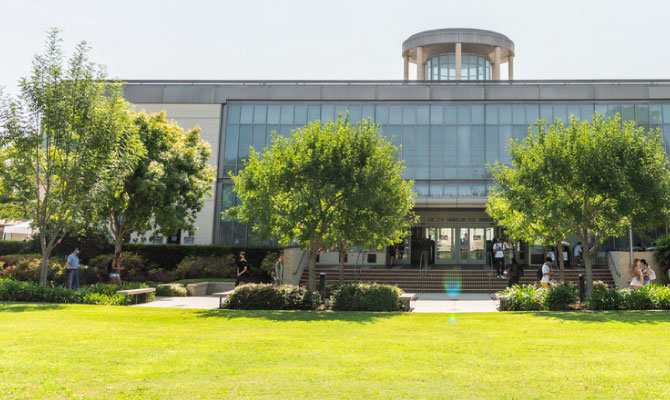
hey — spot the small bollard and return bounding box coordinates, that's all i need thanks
[578,274,585,302]
[319,273,326,300]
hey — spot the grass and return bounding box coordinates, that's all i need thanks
[173,278,235,284]
[1,304,669,399]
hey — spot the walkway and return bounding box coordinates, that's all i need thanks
[134,294,499,313]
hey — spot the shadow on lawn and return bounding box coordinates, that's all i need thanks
[0,302,66,312]
[526,310,670,325]
[195,309,401,323]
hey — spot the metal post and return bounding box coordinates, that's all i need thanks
[629,225,634,267]
[319,273,326,300]
[578,274,585,302]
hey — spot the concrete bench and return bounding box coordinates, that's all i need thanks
[399,293,416,311]
[212,290,235,309]
[492,294,509,311]
[117,288,156,305]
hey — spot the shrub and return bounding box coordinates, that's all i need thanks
[498,285,546,311]
[0,254,72,283]
[171,255,236,280]
[0,240,29,256]
[155,283,188,297]
[260,251,280,279]
[88,253,156,282]
[0,279,154,305]
[224,284,320,310]
[621,284,670,310]
[544,283,578,311]
[279,285,320,310]
[331,283,403,312]
[654,235,670,286]
[586,281,623,310]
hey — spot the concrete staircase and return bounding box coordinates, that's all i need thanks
[299,267,615,293]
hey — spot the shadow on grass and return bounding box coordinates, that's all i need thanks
[195,309,402,323]
[525,310,670,325]
[0,302,66,312]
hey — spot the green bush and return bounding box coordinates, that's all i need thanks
[498,285,546,311]
[155,283,188,297]
[260,251,280,279]
[544,283,578,311]
[654,235,670,286]
[0,240,29,256]
[225,284,320,310]
[331,283,403,312]
[171,255,236,280]
[0,254,86,284]
[585,281,623,310]
[88,253,156,283]
[0,279,154,305]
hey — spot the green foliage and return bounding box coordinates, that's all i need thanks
[544,283,578,311]
[260,251,280,278]
[585,281,624,310]
[331,283,403,311]
[488,114,670,294]
[229,115,415,290]
[0,240,28,255]
[0,279,153,304]
[155,283,188,297]
[171,255,236,280]
[498,285,546,311]
[654,235,670,285]
[88,252,155,282]
[225,284,320,310]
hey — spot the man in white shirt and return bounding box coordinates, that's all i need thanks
[541,257,553,288]
[573,242,583,266]
[493,238,505,279]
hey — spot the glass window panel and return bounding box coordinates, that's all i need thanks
[458,167,471,179]
[430,105,443,124]
[429,182,444,197]
[430,167,444,179]
[335,104,348,119]
[238,125,252,158]
[663,125,670,148]
[321,105,335,122]
[280,105,293,124]
[440,66,449,80]
[594,104,607,119]
[416,105,430,125]
[472,184,486,197]
[266,125,278,145]
[499,105,512,124]
[663,104,670,123]
[240,105,254,124]
[416,126,430,167]
[526,104,539,125]
[485,105,498,124]
[457,105,471,124]
[402,126,416,166]
[636,104,649,124]
[513,125,527,142]
[457,125,471,167]
[389,106,403,124]
[348,105,362,122]
[294,105,308,125]
[472,105,484,124]
[388,125,402,146]
[621,104,635,121]
[512,105,525,124]
[444,126,457,166]
[403,167,415,179]
[444,106,457,124]
[471,125,485,165]
[650,104,662,124]
[540,104,553,121]
[485,126,499,164]
[581,104,594,122]
[553,104,567,122]
[444,183,458,197]
[253,104,267,124]
[499,126,513,164]
[279,125,292,137]
[415,168,429,179]
[415,182,430,197]
[458,184,472,197]
[362,105,374,121]
[226,104,240,124]
[223,125,239,159]
[430,126,444,168]
[567,104,580,120]
[307,105,320,122]
[376,105,389,124]
[267,105,280,124]
[252,125,265,150]
[606,104,621,120]
[403,106,416,124]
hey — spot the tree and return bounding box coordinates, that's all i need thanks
[0,29,141,285]
[487,114,670,294]
[102,111,215,262]
[228,115,415,291]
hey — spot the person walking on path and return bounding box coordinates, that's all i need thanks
[64,248,80,290]
[493,239,505,279]
[540,257,553,288]
[629,258,643,288]
[272,254,284,287]
[641,259,656,286]
[507,257,521,288]
[235,251,250,287]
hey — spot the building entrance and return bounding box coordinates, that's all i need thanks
[411,226,494,266]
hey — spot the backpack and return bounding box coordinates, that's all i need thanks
[536,266,544,280]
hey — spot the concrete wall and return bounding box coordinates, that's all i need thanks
[130,103,222,245]
[607,251,663,288]
[282,247,309,286]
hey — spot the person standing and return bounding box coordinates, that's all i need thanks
[387,244,396,266]
[64,248,80,290]
[573,242,584,266]
[507,257,520,287]
[235,251,250,287]
[641,259,655,286]
[420,237,430,269]
[540,257,553,288]
[272,254,284,286]
[493,239,505,279]
[108,252,124,286]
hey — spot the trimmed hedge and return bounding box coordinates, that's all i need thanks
[331,283,403,312]
[155,283,189,297]
[0,279,154,305]
[225,284,320,310]
[0,240,28,256]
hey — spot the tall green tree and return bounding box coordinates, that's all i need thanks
[102,111,215,260]
[487,114,670,294]
[0,29,141,285]
[228,116,415,291]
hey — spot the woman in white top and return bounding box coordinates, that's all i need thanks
[541,257,553,288]
[629,258,643,289]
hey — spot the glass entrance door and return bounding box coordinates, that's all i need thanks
[457,227,494,265]
[436,228,455,263]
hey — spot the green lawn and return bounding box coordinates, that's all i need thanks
[1,304,669,399]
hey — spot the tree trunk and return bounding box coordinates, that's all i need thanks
[113,231,123,271]
[338,238,346,284]
[584,250,594,296]
[38,231,49,286]
[556,240,565,283]
[307,240,319,292]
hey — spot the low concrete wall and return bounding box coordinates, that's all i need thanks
[607,251,662,288]
[283,247,309,286]
[186,281,235,296]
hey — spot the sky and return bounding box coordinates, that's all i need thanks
[1,0,669,94]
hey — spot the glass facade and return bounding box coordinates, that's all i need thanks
[425,53,491,80]
[219,101,670,245]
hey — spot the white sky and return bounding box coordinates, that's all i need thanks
[1,0,669,94]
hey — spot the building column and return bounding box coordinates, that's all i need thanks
[493,46,501,80]
[403,54,409,80]
[417,46,425,80]
[508,54,514,80]
[455,42,462,80]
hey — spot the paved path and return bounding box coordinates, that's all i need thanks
[135,293,499,313]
